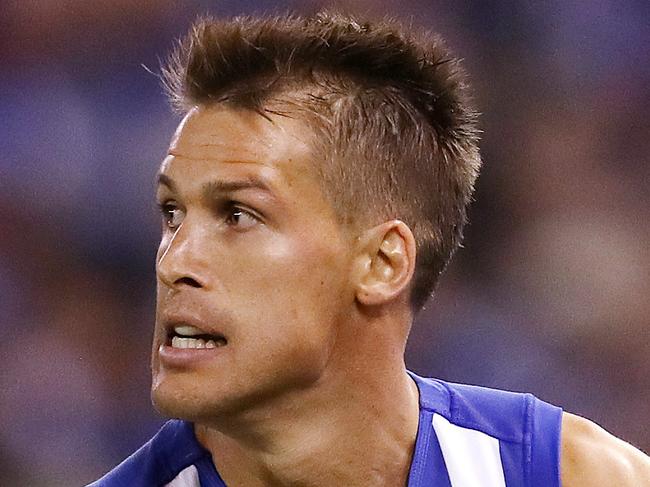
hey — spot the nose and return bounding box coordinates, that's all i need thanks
[156,222,208,290]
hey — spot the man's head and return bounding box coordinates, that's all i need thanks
[162,12,481,310]
[151,12,480,422]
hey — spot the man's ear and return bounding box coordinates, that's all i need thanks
[353,220,417,306]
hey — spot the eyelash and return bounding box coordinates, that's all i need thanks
[224,203,259,224]
[156,202,181,229]
[156,201,261,229]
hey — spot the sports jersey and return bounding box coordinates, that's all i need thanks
[88,371,563,486]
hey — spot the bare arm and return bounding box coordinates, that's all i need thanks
[561,412,650,486]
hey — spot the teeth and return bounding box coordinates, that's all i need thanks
[172,336,206,349]
[171,336,224,349]
[173,325,204,337]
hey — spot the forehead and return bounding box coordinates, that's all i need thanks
[161,105,316,183]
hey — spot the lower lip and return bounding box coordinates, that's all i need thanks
[158,343,227,368]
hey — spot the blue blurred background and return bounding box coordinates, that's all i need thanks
[1,1,648,485]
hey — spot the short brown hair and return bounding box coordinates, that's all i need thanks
[162,12,481,311]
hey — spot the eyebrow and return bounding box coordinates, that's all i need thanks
[201,177,273,198]
[157,173,176,191]
[156,173,275,199]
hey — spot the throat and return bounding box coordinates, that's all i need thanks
[193,379,420,487]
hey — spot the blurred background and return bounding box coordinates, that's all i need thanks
[1,0,648,485]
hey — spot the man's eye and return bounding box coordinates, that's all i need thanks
[159,203,184,229]
[225,206,259,230]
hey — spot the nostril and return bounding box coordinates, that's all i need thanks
[175,277,202,288]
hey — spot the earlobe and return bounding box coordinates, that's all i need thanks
[354,220,416,306]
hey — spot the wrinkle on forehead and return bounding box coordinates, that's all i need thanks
[167,104,313,167]
[166,150,269,167]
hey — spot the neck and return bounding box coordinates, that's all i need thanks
[195,353,420,486]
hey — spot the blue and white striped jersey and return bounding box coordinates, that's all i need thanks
[406,372,562,486]
[89,371,562,486]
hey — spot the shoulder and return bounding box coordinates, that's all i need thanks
[88,420,200,487]
[561,412,650,487]
[421,376,562,443]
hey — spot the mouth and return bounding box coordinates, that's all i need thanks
[166,324,228,350]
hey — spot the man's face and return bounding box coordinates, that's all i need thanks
[151,105,355,421]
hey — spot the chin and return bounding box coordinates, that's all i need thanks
[149,336,333,423]
[151,372,265,423]
[151,380,226,422]
[151,365,322,425]
[151,380,196,420]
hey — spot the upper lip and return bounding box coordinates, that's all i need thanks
[160,313,227,342]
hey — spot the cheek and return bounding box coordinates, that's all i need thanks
[237,234,346,302]
[226,233,349,337]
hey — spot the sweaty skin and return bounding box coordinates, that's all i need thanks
[152,105,650,486]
